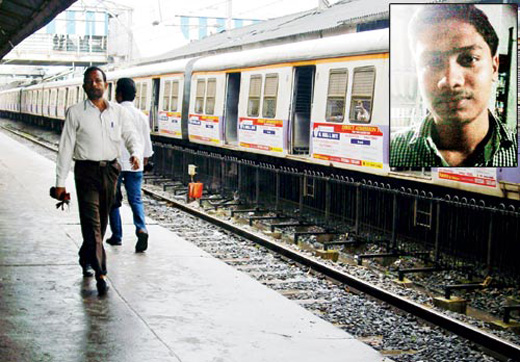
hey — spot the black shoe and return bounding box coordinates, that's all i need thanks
[82,265,94,278]
[96,277,108,296]
[135,232,148,253]
[106,236,122,246]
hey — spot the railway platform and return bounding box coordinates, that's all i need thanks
[0,131,389,361]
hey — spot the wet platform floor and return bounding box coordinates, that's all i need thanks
[0,130,388,361]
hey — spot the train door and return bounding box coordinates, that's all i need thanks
[107,82,113,101]
[151,78,160,132]
[224,72,241,145]
[290,65,315,155]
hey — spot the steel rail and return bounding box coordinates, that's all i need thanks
[4,124,518,361]
[142,184,520,362]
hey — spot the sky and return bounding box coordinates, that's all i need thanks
[105,0,341,58]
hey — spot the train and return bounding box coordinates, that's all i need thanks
[0,28,519,203]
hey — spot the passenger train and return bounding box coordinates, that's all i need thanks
[1,28,519,203]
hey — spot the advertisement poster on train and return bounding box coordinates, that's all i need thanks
[437,168,497,188]
[311,123,384,169]
[238,118,284,153]
[188,114,222,145]
[158,111,182,138]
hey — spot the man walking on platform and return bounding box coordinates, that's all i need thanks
[106,78,154,252]
[54,67,142,295]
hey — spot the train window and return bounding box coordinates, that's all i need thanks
[135,83,142,110]
[43,90,49,107]
[195,79,206,114]
[140,82,148,111]
[67,88,73,108]
[349,66,375,123]
[38,90,43,108]
[205,78,216,115]
[247,75,262,117]
[162,80,171,111]
[326,69,348,123]
[50,89,57,107]
[171,81,179,112]
[58,89,66,108]
[262,74,278,118]
[67,87,77,108]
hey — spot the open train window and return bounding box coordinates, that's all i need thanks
[326,69,348,122]
[205,78,216,115]
[162,80,171,111]
[349,66,375,123]
[195,79,206,114]
[262,74,278,118]
[247,75,262,117]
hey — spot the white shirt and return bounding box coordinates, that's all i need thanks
[56,99,142,187]
[119,101,154,172]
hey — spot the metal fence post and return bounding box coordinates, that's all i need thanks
[391,191,398,251]
[487,209,494,274]
[355,183,360,235]
[325,177,331,222]
[299,173,304,215]
[255,165,260,206]
[434,199,441,263]
[275,169,280,211]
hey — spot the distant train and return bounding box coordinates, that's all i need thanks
[1,28,519,201]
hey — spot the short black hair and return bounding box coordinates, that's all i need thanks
[116,78,136,102]
[409,4,498,56]
[83,66,107,83]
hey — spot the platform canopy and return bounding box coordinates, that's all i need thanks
[0,0,76,60]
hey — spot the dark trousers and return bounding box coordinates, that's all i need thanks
[74,160,121,278]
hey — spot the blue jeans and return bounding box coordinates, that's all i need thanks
[109,171,147,241]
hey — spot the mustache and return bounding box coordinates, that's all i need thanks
[433,91,473,105]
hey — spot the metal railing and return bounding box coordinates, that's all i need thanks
[4,33,107,58]
[152,142,520,280]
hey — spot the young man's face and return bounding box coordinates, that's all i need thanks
[414,19,498,126]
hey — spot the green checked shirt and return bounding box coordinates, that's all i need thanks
[390,111,518,168]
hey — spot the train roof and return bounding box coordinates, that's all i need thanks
[140,0,430,65]
[191,28,388,72]
[107,58,193,80]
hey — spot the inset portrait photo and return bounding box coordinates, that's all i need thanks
[390,3,518,168]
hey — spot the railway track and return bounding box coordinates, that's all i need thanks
[2,120,520,361]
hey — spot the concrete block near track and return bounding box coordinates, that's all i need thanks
[263,231,282,239]
[215,209,228,218]
[433,296,467,314]
[393,277,413,288]
[490,320,520,330]
[315,249,339,262]
[317,233,334,243]
[284,234,296,244]
[234,217,249,225]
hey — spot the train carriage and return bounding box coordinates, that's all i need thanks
[1,27,519,202]
[107,58,191,136]
[158,73,185,139]
[188,71,227,146]
[188,29,389,165]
